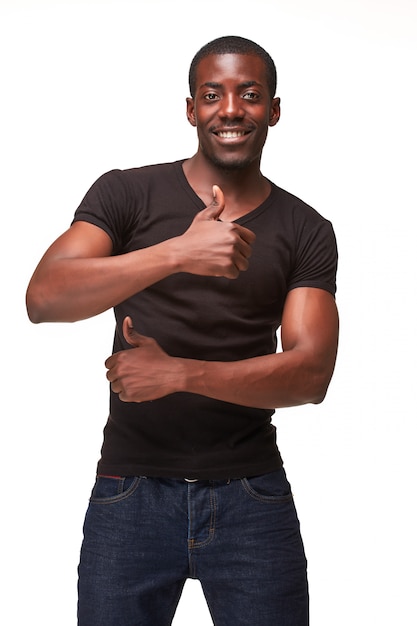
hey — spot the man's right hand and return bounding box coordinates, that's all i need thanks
[175,185,256,279]
[26,185,256,324]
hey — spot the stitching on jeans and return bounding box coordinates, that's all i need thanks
[89,476,142,505]
[189,482,217,550]
[240,478,293,504]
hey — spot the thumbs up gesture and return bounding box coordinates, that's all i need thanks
[176,185,256,279]
[105,316,180,403]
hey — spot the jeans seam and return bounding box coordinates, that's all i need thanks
[240,477,293,504]
[188,482,217,550]
[89,476,142,505]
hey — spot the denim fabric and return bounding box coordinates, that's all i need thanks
[78,468,308,625]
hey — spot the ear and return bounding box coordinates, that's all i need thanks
[186,97,197,127]
[269,97,281,127]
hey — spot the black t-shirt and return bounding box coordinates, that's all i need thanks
[73,160,338,479]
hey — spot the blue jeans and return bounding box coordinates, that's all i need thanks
[78,468,308,625]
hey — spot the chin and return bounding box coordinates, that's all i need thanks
[207,153,256,171]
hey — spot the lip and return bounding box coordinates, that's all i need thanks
[216,130,248,138]
[211,127,253,142]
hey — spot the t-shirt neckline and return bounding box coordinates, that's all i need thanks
[173,159,275,225]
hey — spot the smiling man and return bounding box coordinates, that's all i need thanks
[187,53,279,175]
[26,36,338,626]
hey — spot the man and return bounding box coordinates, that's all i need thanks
[26,36,338,626]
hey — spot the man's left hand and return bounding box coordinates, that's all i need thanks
[105,316,181,402]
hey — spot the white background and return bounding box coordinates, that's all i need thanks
[1,0,416,624]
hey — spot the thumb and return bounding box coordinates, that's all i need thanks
[122,316,143,347]
[199,185,225,221]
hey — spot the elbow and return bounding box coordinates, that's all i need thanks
[26,284,82,324]
[311,386,329,405]
[27,309,45,325]
[309,368,335,405]
[27,310,41,324]
[26,289,47,324]
[26,282,57,323]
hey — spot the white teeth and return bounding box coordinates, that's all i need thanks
[218,131,245,138]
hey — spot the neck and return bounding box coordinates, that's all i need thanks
[183,152,271,220]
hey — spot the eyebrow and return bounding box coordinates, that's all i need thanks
[200,80,262,90]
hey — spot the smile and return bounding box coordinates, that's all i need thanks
[216,130,247,138]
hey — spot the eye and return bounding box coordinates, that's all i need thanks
[204,92,219,101]
[242,91,259,100]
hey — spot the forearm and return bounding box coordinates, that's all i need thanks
[27,202,255,324]
[106,288,339,408]
[178,349,335,410]
[26,238,180,323]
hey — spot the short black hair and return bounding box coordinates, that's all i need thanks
[189,35,277,99]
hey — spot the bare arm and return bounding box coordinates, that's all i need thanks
[26,222,177,323]
[106,287,339,409]
[26,186,255,323]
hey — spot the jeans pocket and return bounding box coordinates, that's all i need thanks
[240,468,293,503]
[89,475,141,504]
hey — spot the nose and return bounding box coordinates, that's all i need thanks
[219,93,244,119]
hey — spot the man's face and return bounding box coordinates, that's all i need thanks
[186,53,280,171]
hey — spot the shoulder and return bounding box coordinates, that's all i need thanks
[111,160,185,187]
[267,183,338,292]
[85,160,184,194]
[257,183,336,251]
[269,182,332,227]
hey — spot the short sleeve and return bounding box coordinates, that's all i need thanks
[72,169,140,253]
[288,214,338,296]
